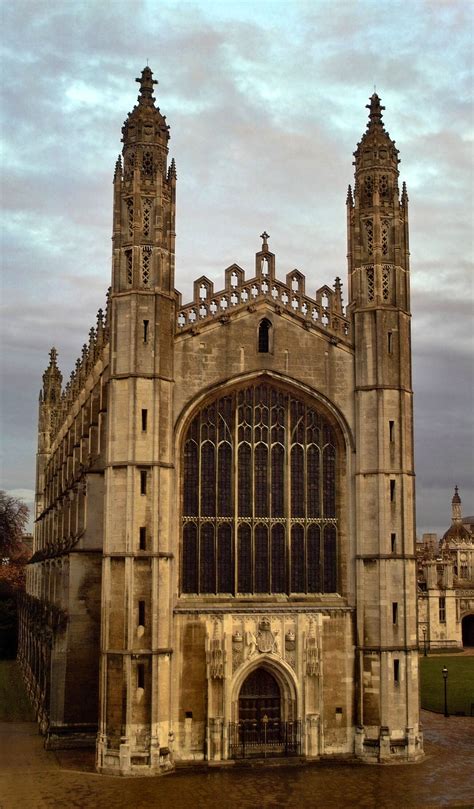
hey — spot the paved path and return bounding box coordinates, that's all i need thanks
[0,711,473,809]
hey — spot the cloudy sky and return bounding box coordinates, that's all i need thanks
[1,0,473,536]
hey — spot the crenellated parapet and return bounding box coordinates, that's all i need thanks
[176,235,350,342]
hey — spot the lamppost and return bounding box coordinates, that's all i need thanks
[422,626,427,656]
[442,666,449,717]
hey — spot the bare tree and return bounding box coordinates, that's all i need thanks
[0,491,29,557]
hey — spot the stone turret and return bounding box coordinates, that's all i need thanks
[98,67,177,774]
[112,66,176,294]
[349,93,419,760]
[348,93,410,312]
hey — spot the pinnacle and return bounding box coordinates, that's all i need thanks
[136,65,157,107]
[113,155,122,181]
[366,92,385,131]
[42,346,62,402]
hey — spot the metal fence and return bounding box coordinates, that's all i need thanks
[228,720,302,759]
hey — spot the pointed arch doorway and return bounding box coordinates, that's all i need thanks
[230,666,301,758]
[239,668,281,740]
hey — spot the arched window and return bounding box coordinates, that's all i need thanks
[181,383,339,595]
[258,319,271,353]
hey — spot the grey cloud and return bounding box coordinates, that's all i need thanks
[1,0,472,537]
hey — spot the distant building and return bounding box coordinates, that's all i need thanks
[19,68,423,773]
[417,487,474,649]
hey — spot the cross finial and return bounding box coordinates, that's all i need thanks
[260,231,269,248]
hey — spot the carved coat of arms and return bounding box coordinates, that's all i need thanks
[256,618,277,653]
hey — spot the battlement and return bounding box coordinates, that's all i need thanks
[176,237,351,342]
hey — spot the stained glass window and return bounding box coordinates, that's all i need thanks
[291,525,305,592]
[238,524,252,593]
[323,525,337,592]
[200,524,215,593]
[307,444,320,517]
[182,523,198,593]
[255,444,268,516]
[218,442,232,516]
[217,524,233,593]
[291,445,304,517]
[271,525,286,593]
[238,444,252,516]
[255,525,269,593]
[201,442,215,517]
[271,444,284,517]
[307,525,321,593]
[181,383,339,595]
[183,440,198,515]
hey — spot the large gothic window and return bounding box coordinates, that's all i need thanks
[181,383,339,595]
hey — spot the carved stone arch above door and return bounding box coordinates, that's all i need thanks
[230,653,299,724]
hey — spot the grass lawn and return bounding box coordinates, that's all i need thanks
[419,655,474,715]
[0,660,35,721]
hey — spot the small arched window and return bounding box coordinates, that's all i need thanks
[258,319,271,353]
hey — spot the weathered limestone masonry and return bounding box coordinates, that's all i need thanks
[20,68,423,773]
[19,317,109,747]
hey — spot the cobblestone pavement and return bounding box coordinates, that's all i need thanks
[0,711,473,809]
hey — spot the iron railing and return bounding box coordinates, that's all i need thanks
[228,720,302,759]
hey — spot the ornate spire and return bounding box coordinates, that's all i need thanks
[353,92,399,173]
[122,65,169,149]
[136,66,158,107]
[366,93,385,132]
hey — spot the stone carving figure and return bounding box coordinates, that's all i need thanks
[246,629,257,658]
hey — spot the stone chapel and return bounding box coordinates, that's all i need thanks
[19,67,423,773]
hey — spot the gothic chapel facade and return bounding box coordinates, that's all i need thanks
[20,68,423,774]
